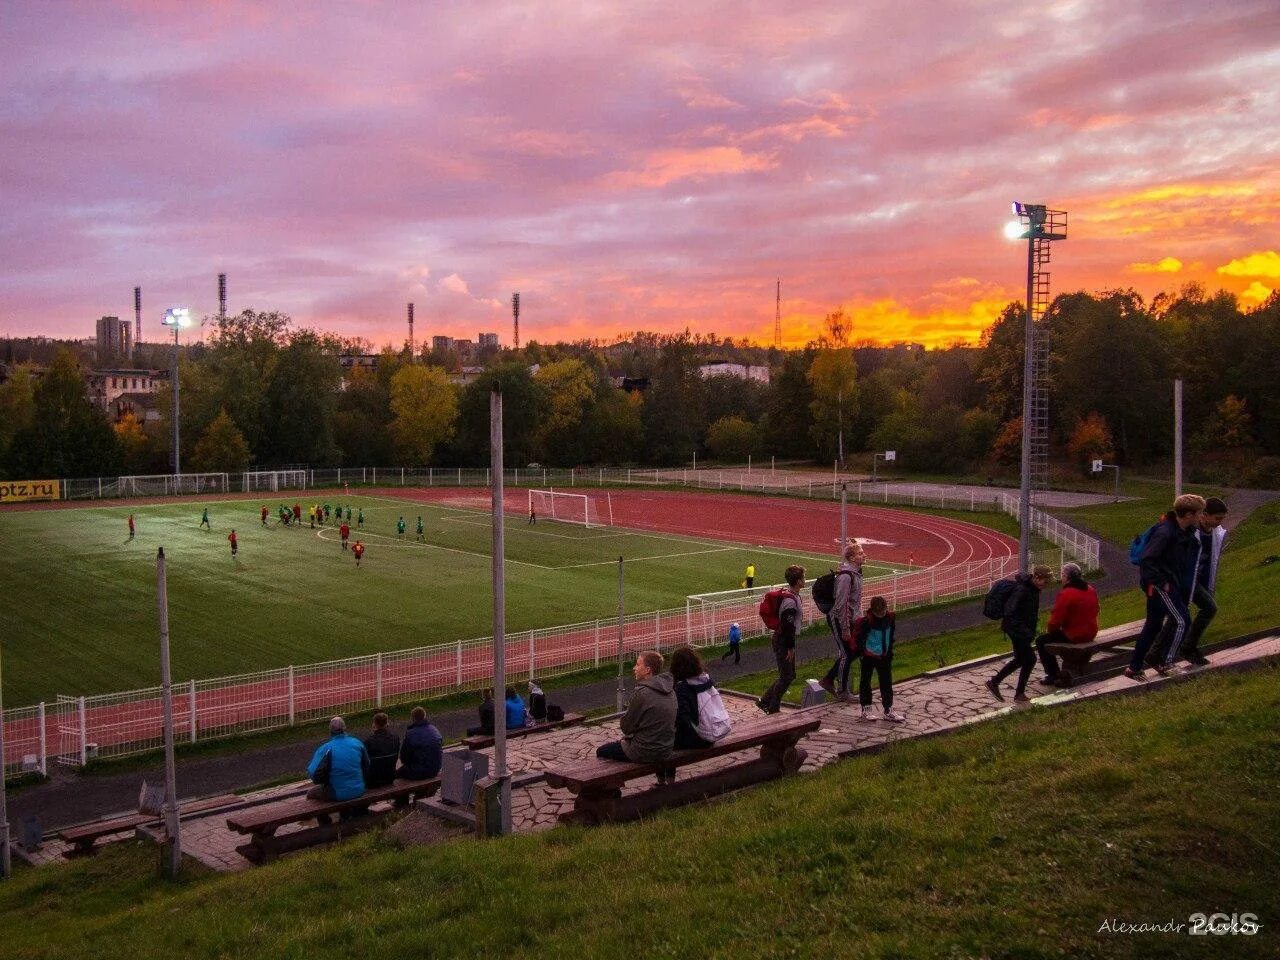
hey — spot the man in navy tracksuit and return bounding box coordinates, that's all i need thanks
[1127,494,1206,679]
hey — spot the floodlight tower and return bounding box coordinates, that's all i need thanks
[1005,202,1068,571]
[161,307,192,475]
[407,302,415,360]
[134,286,142,344]
[217,273,227,322]
[775,279,782,350]
[512,292,521,350]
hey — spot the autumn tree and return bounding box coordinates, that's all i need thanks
[1066,412,1114,475]
[706,415,760,463]
[191,409,252,472]
[0,363,36,463]
[533,359,597,464]
[807,348,858,464]
[389,365,458,466]
[6,349,120,477]
[113,411,152,473]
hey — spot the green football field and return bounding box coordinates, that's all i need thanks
[1,492,904,704]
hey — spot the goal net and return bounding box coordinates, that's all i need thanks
[243,470,308,493]
[527,489,612,528]
[112,473,229,497]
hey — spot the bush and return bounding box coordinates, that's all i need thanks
[1244,456,1280,489]
[705,415,760,462]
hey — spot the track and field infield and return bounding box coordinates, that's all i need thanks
[0,486,1022,704]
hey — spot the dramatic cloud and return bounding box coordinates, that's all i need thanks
[1,1,1278,347]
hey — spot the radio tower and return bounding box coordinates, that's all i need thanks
[512,292,521,349]
[218,273,227,322]
[134,286,142,344]
[407,302,415,360]
[774,279,782,349]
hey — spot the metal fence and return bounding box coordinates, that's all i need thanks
[5,547,1067,775]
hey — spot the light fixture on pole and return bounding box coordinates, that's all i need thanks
[161,307,192,476]
[1005,202,1067,572]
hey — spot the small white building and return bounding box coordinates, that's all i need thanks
[86,368,169,415]
[697,363,770,384]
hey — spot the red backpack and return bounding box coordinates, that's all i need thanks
[758,588,790,630]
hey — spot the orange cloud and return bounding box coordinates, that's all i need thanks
[779,296,1010,350]
[1217,250,1280,279]
[1129,257,1183,273]
[1074,179,1280,238]
[602,147,776,189]
[1241,281,1273,305]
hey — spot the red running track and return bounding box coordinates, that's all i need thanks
[3,488,1016,766]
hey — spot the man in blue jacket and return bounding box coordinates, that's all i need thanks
[306,716,370,802]
[1128,494,1205,680]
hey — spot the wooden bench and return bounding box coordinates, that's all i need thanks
[59,793,239,857]
[460,712,586,749]
[226,777,439,863]
[544,712,820,825]
[1042,619,1143,685]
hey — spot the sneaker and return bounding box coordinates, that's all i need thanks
[883,710,906,723]
[1153,662,1176,676]
[817,677,836,696]
[835,691,852,703]
[1036,676,1058,688]
[984,678,1005,702]
[1012,693,1031,703]
[1184,651,1210,667]
[1123,667,1147,682]
[859,708,879,722]
[755,698,771,714]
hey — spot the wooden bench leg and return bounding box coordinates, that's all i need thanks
[571,788,622,826]
[760,738,807,775]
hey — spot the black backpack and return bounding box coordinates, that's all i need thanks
[982,577,1020,620]
[811,569,849,614]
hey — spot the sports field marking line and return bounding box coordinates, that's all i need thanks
[313,526,558,570]
[554,546,739,569]
[432,509,619,541]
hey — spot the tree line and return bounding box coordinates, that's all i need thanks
[1,284,1278,487]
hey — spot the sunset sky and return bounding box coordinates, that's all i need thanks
[2,1,1278,349]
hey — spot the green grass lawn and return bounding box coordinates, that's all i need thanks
[2,493,908,704]
[3,658,1276,959]
[1055,477,1226,549]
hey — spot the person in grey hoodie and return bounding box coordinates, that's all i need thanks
[820,543,864,700]
[595,651,677,774]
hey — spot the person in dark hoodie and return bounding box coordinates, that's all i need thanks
[1127,494,1206,680]
[757,565,806,714]
[398,706,443,780]
[595,651,677,778]
[1151,496,1226,667]
[670,645,731,750]
[1035,562,1100,687]
[855,596,905,722]
[985,565,1055,702]
[362,712,401,788]
[466,689,495,737]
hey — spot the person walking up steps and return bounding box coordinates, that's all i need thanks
[200,507,211,530]
[1128,494,1206,679]
[757,565,805,714]
[855,596,904,722]
[818,543,863,700]
[985,565,1054,702]
[721,621,742,664]
[1152,496,1226,668]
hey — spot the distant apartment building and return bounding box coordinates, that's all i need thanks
[697,362,770,384]
[339,354,380,372]
[478,332,499,349]
[432,335,454,352]
[96,315,133,362]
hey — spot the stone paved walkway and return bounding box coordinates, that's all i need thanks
[20,633,1278,871]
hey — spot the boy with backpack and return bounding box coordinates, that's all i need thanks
[815,543,863,700]
[756,565,806,714]
[1127,493,1206,679]
[984,565,1055,702]
[854,596,904,722]
[1150,496,1226,667]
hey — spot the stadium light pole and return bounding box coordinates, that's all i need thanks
[1174,378,1184,498]
[161,307,192,476]
[616,557,625,712]
[155,547,182,878]
[489,390,511,834]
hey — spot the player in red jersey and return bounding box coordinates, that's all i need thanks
[293,503,302,524]
[339,520,350,549]
[127,514,136,538]
[352,540,365,567]
[228,529,238,557]
[261,505,269,527]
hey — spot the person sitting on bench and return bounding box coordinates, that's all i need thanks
[595,651,677,781]
[306,716,370,803]
[671,645,732,750]
[466,689,495,737]
[1036,562,1100,687]
[363,712,401,789]
[505,686,529,729]
[398,706,443,780]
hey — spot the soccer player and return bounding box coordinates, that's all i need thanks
[309,505,316,528]
[340,520,351,550]
[357,507,365,528]
[293,503,302,524]
[745,563,755,588]
[528,505,537,525]
[261,505,269,527]
[200,507,211,530]
[345,506,352,522]
[352,540,365,567]
[416,516,425,542]
[324,503,331,522]
[397,516,406,538]
[228,529,238,557]
[127,514,136,538]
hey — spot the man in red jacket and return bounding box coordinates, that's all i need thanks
[1035,562,1098,687]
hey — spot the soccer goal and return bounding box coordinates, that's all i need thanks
[115,473,230,497]
[242,469,308,493]
[527,488,613,528]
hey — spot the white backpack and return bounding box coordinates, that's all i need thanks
[694,684,733,742]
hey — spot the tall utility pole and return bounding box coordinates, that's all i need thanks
[217,273,227,322]
[774,279,782,350]
[1008,203,1068,572]
[616,557,625,712]
[156,548,181,878]
[0,610,10,879]
[512,292,521,350]
[407,303,415,360]
[134,286,142,346]
[162,307,191,476]
[840,483,848,551]
[1174,379,1184,498]
[489,390,511,834]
